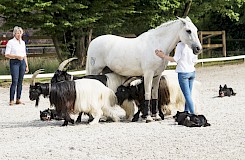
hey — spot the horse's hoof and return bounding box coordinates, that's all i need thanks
[146,115,154,123]
[152,114,162,121]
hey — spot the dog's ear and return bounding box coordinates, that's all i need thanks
[224,84,227,88]
[219,85,222,89]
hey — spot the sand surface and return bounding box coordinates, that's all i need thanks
[0,63,244,160]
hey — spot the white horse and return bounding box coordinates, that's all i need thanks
[86,17,202,122]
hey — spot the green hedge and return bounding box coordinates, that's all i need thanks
[0,57,60,75]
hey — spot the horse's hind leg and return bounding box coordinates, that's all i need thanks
[151,75,162,121]
[86,56,106,75]
[151,99,163,121]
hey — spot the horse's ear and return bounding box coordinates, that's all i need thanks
[177,16,186,26]
[185,16,192,22]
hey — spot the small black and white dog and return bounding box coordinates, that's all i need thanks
[219,84,236,97]
[40,108,63,121]
[173,111,211,127]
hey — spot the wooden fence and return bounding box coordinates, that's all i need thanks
[1,32,244,59]
[198,31,226,57]
[0,36,55,58]
[1,55,245,80]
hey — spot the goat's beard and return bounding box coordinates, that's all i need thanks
[35,97,40,107]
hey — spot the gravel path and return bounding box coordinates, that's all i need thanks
[0,63,244,160]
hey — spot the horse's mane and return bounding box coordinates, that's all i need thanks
[138,19,179,37]
[154,19,178,30]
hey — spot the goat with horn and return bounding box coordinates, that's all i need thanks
[51,57,138,122]
[115,72,201,121]
[29,69,120,126]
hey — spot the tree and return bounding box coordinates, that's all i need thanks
[1,0,243,65]
[112,0,185,35]
[189,0,245,31]
[0,0,136,66]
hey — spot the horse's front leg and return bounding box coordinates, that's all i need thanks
[143,72,154,123]
[152,75,163,120]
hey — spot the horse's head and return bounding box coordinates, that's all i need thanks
[178,17,202,55]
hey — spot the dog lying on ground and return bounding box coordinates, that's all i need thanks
[173,111,211,127]
[219,84,236,97]
[40,108,63,121]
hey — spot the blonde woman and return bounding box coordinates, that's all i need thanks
[5,26,29,106]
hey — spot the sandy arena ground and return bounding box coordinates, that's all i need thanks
[0,63,244,160]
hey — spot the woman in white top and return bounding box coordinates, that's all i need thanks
[5,26,29,106]
[155,42,198,114]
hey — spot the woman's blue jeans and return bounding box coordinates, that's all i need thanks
[9,59,26,101]
[178,71,196,114]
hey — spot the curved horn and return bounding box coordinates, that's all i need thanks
[58,57,78,71]
[123,77,140,87]
[30,69,45,86]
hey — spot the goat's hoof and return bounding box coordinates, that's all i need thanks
[159,114,165,120]
[132,116,139,122]
[76,119,81,123]
[132,118,138,122]
[62,121,68,126]
[113,116,120,122]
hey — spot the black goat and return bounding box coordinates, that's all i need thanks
[50,58,129,123]
[51,57,107,85]
[29,70,76,126]
[116,76,170,122]
[30,69,120,126]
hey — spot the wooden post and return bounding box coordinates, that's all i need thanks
[208,37,211,57]
[198,31,204,61]
[222,31,226,57]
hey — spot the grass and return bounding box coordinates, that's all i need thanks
[0,57,60,75]
[0,77,51,88]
